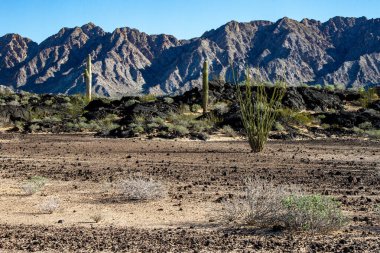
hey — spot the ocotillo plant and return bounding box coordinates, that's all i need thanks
[83,54,92,102]
[202,60,209,114]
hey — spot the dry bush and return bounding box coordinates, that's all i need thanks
[90,213,104,223]
[118,178,167,201]
[221,125,237,137]
[39,197,60,214]
[20,176,48,196]
[220,178,345,232]
[221,178,297,226]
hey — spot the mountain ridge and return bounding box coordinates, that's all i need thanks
[0,16,379,97]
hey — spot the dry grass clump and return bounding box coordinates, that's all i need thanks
[39,197,60,214]
[90,213,104,223]
[220,178,345,232]
[20,176,48,196]
[118,178,167,201]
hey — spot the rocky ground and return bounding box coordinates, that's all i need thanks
[0,134,379,252]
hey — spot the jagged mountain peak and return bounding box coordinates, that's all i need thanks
[0,17,379,96]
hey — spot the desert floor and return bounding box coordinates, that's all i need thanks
[0,133,379,252]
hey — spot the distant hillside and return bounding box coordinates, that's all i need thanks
[0,17,379,97]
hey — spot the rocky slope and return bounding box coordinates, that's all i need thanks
[0,17,379,97]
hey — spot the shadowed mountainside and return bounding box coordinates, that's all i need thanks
[0,17,379,97]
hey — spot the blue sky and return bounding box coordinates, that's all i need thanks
[0,0,379,43]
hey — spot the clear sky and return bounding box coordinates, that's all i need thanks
[0,0,379,43]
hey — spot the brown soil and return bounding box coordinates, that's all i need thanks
[0,133,379,252]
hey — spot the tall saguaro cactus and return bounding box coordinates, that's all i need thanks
[84,54,92,102]
[202,60,209,114]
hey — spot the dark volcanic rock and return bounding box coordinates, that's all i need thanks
[298,87,343,111]
[368,100,380,111]
[282,87,306,111]
[320,109,380,128]
[0,105,30,122]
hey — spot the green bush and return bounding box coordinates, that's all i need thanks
[221,125,237,137]
[220,179,345,232]
[163,97,174,104]
[359,87,378,108]
[273,121,285,131]
[237,76,286,152]
[190,104,202,113]
[20,176,48,195]
[213,102,230,115]
[282,195,345,232]
[139,94,156,103]
[358,121,373,130]
[277,108,313,126]
[324,84,335,91]
[335,84,345,90]
[170,125,189,136]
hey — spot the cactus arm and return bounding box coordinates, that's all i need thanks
[202,60,209,114]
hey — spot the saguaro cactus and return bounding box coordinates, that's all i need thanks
[84,54,92,101]
[202,60,209,114]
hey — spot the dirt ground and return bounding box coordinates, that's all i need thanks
[0,133,379,252]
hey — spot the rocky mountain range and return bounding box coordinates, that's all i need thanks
[0,16,379,97]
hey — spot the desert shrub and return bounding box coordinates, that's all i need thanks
[94,114,119,132]
[151,116,165,125]
[205,113,223,126]
[321,123,330,129]
[20,176,48,195]
[358,121,373,130]
[90,213,104,223]
[324,84,335,91]
[282,195,345,232]
[314,84,322,90]
[39,197,60,214]
[236,75,286,152]
[222,125,237,137]
[0,116,10,127]
[65,95,87,118]
[29,124,40,133]
[118,178,167,201]
[359,87,379,108]
[179,103,190,113]
[14,121,25,131]
[353,127,380,139]
[191,104,202,113]
[277,108,313,126]
[7,100,20,106]
[364,130,380,139]
[273,121,285,131]
[220,178,294,226]
[170,125,189,136]
[44,99,54,106]
[375,204,380,217]
[219,179,345,232]
[132,115,146,125]
[163,97,174,104]
[124,99,138,107]
[139,94,156,103]
[213,102,230,115]
[334,84,345,90]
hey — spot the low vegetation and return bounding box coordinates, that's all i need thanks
[220,178,345,232]
[236,76,286,152]
[20,176,48,196]
[0,79,378,142]
[118,178,167,201]
[39,197,60,214]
